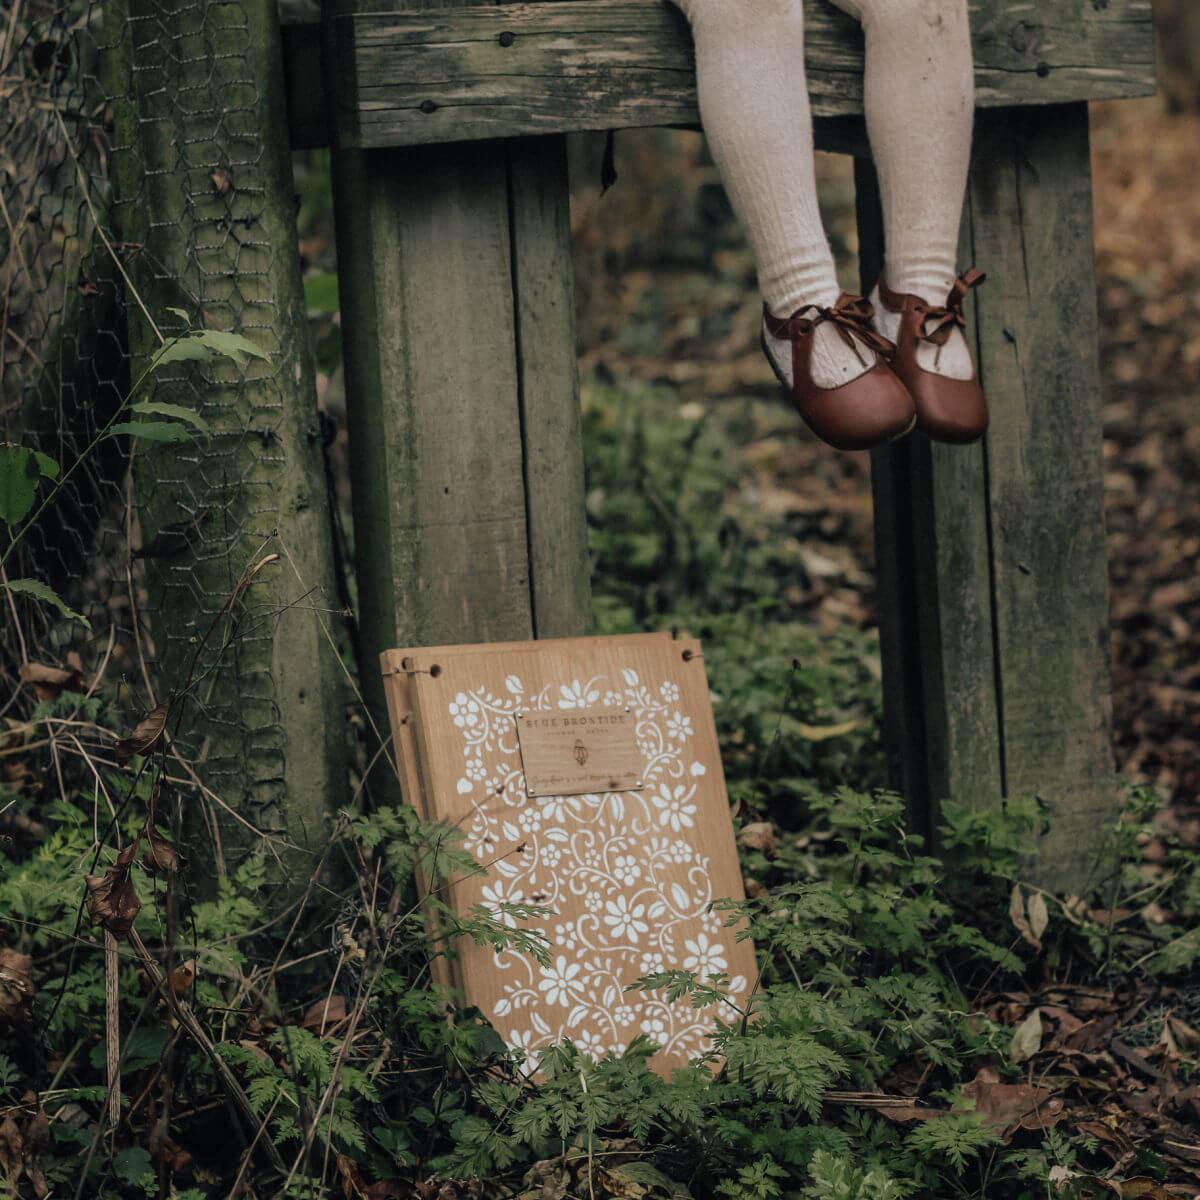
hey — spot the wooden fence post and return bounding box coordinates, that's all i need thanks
[322,0,593,794]
[110,0,348,866]
[863,104,1118,891]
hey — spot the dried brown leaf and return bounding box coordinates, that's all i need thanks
[963,1067,1065,1138]
[18,661,82,702]
[1010,1007,1045,1064]
[1120,1180,1176,1199]
[115,704,168,764]
[0,1116,22,1194]
[143,825,181,874]
[85,841,142,938]
[874,1103,949,1124]
[1028,891,1050,942]
[23,1109,48,1199]
[0,948,35,1028]
[337,1153,367,1199]
[738,822,777,859]
[170,960,195,998]
[301,994,348,1036]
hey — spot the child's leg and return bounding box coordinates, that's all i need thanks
[831,0,976,379]
[676,0,874,388]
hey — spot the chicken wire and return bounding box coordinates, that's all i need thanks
[1,0,336,843]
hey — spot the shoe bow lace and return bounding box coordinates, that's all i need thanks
[917,268,987,346]
[767,293,895,367]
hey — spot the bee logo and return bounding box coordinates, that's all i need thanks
[573,738,589,767]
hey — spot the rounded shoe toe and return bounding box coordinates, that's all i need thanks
[910,376,988,444]
[804,363,916,452]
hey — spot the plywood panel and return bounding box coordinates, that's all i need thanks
[383,635,756,1072]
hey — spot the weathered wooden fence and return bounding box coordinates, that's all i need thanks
[295,0,1153,889]
[107,0,349,864]
[84,0,1154,886]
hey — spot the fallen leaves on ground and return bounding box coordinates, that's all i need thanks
[0,949,35,1027]
[18,656,85,701]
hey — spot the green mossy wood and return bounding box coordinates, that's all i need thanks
[323,0,1154,147]
[307,0,1150,880]
[321,0,593,795]
[862,105,1118,892]
[109,0,347,870]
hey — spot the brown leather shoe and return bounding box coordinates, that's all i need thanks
[762,293,916,453]
[878,270,988,445]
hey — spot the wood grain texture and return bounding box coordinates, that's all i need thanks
[383,635,755,1074]
[507,137,594,639]
[326,0,1156,149]
[865,106,1117,890]
[111,0,348,869]
[967,104,1118,891]
[323,0,592,792]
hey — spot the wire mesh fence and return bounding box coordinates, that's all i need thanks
[1,0,347,862]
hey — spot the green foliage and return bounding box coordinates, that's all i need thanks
[905,1115,998,1172]
[0,444,58,525]
[584,384,885,795]
[0,577,89,626]
[797,1151,906,1200]
[2,371,1186,1200]
[150,318,271,371]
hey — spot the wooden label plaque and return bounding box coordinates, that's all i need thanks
[515,706,644,797]
[381,634,756,1074]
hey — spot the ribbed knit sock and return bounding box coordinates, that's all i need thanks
[676,0,876,389]
[832,0,976,380]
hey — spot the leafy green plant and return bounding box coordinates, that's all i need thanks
[1,313,266,624]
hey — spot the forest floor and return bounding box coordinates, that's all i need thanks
[4,91,1198,1200]
[563,93,1200,1194]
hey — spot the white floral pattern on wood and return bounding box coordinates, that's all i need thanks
[450,667,750,1066]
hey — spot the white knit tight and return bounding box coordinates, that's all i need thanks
[675,0,976,387]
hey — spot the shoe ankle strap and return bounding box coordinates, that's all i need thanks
[764,293,894,364]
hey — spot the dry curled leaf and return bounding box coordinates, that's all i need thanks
[85,841,142,938]
[18,660,82,702]
[115,703,168,764]
[963,1066,1065,1139]
[143,825,181,874]
[0,1116,23,1196]
[1010,1006,1045,1064]
[1010,883,1047,952]
[0,1107,48,1199]
[336,1153,365,1200]
[210,166,232,195]
[0,948,35,1028]
[170,960,195,998]
[738,822,777,858]
[301,994,348,1036]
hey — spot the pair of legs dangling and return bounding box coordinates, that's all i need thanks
[674,0,987,449]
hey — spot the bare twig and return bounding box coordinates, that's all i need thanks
[127,928,288,1176]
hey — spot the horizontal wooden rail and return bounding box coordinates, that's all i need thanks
[313,0,1156,151]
